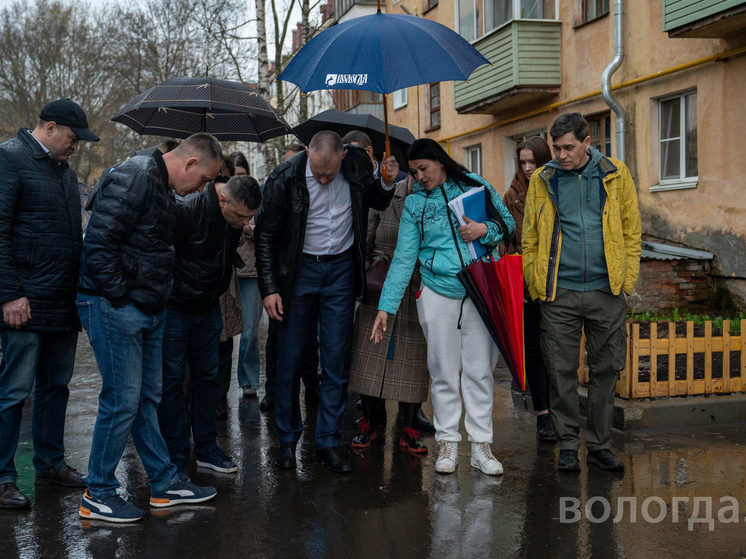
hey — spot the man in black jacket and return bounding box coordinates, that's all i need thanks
[77,133,222,523]
[255,131,398,473]
[158,175,261,475]
[0,99,98,509]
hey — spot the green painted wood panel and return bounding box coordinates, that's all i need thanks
[663,0,746,31]
[454,20,561,111]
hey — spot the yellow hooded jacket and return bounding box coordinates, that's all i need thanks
[522,155,641,302]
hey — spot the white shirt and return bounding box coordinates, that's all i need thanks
[303,159,354,256]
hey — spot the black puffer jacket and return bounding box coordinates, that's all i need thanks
[78,151,176,314]
[255,145,394,303]
[0,129,83,332]
[169,182,242,313]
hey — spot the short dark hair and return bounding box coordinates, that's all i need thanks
[283,143,305,155]
[229,151,250,174]
[407,138,480,187]
[222,156,235,177]
[549,112,589,142]
[224,175,261,210]
[174,133,222,162]
[341,130,372,149]
[309,131,343,154]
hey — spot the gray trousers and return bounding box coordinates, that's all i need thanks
[539,287,627,451]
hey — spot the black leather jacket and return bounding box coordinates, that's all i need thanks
[169,182,242,313]
[255,146,394,303]
[0,129,83,332]
[79,151,177,315]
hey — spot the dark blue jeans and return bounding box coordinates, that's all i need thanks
[265,319,320,398]
[77,293,177,499]
[275,251,355,449]
[0,329,77,483]
[158,303,223,468]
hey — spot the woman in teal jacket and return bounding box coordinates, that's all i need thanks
[371,139,515,476]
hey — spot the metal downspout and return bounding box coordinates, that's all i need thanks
[602,0,625,162]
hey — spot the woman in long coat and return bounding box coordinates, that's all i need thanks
[349,177,430,454]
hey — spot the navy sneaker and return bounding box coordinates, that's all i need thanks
[79,490,144,523]
[149,480,217,508]
[196,448,238,473]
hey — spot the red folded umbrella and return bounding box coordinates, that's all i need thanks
[457,254,525,391]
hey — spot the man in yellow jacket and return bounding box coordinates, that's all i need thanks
[523,112,641,473]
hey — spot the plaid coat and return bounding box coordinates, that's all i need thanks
[349,180,429,403]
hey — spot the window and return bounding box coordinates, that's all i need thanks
[423,0,438,11]
[393,88,408,110]
[659,91,697,184]
[427,83,441,130]
[458,0,556,40]
[587,113,612,157]
[465,145,482,175]
[332,89,382,112]
[580,0,609,24]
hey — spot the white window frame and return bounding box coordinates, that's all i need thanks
[464,144,482,175]
[651,90,698,192]
[455,0,559,41]
[392,88,408,110]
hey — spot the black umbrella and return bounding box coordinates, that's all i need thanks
[112,77,292,142]
[293,109,415,170]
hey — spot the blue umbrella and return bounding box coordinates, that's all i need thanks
[278,11,489,175]
[278,12,489,94]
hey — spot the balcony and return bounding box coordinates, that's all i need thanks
[663,0,746,38]
[453,19,561,115]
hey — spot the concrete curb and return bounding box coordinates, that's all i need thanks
[578,387,746,430]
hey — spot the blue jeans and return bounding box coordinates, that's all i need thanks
[77,293,177,499]
[265,321,320,398]
[237,278,263,389]
[158,304,223,468]
[275,251,355,449]
[0,329,77,483]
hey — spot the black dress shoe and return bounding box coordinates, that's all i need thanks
[557,449,581,472]
[259,394,275,413]
[536,414,557,443]
[316,447,352,473]
[274,443,297,469]
[587,449,625,472]
[0,482,30,509]
[414,408,435,434]
[35,464,86,487]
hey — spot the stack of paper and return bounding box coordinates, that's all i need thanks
[447,186,488,260]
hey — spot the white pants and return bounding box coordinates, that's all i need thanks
[416,285,498,443]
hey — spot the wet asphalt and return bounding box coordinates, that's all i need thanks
[2,318,746,559]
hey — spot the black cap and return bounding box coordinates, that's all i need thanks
[39,99,100,142]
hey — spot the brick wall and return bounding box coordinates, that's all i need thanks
[628,258,716,314]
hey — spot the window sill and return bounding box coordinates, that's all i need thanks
[424,125,441,133]
[423,1,438,15]
[573,11,609,30]
[393,103,407,111]
[649,180,698,192]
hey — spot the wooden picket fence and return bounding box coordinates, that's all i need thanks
[576,320,746,399]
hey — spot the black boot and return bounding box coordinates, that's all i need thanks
[536,413,556,443]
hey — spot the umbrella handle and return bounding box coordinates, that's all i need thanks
[381,93,392,183]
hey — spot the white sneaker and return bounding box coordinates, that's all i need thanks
[470,442,503,475]
[435,441,458,474]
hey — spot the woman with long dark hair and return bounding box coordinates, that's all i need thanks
[371,138,515,476]
[503,136,556,443]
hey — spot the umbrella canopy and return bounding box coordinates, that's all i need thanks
[293,109,415,170]
[457,254,525,392]
[278,12,489,94]
[112,77,292,142]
